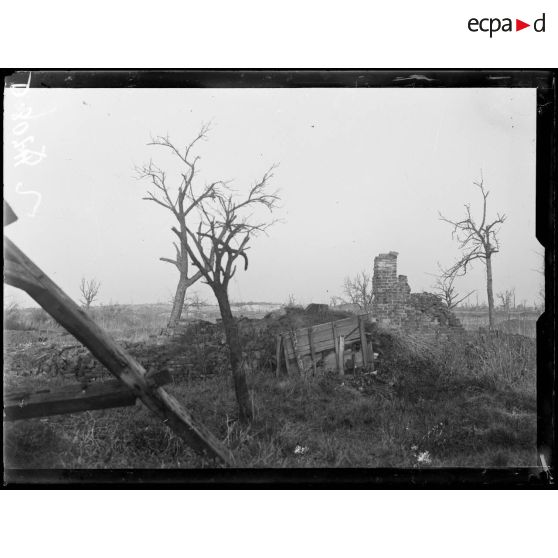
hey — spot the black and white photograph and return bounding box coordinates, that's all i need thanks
[2,71,554,482]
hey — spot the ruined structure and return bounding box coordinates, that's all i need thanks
[371,251,462,336]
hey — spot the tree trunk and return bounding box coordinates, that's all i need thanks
[168,273,189,329]
[214,286,253,423]
[486,253,495,329]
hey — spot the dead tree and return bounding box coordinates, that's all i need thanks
[343,271,373,311]
[439,174,506,328]
[184,292,208,320]
[79,277,101,309]
[137,124,223,328]
[497,287,515,321]
[431,264,475,310]
[182,167,280,423]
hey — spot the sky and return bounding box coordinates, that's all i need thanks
[4,86,540,308]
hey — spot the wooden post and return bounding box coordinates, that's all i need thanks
[338,335,345,376]
[282,334,292,375]
[368,339,375,372]
[332,322,339,372]
[3,236,233,465]
[308,326,317,376]
[275,335,282,377]
[358,315,368,367]
[290,331,303,375]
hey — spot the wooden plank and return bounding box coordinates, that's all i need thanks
[302,319,359,344]
[338,335,345,376]
[278,314,370,360]
[358,315,368,367]
[3,236,233,465]
[289,326,360,358]
[4,370,172,421]
[275,335,282,377]
[281,321,362,358]
[287,328,361,353]
[310,315,359,334]
[4,380,138,421]
[308,326,317,376]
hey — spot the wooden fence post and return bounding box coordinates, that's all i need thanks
[338,335,345,376]
[308,326,317,376]
[332,322,340,372]
[290,331,303,375]
[368,338,375,372]
[358,315,368,368]
[282,334,292,375]
[275,335,282,377]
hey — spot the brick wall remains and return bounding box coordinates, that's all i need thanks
[371,251,462,337]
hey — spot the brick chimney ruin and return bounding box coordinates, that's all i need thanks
[370,251,461,335]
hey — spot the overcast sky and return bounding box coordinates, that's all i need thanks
[4,86,540,308]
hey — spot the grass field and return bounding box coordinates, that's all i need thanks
[454,309,539,338]
[3,304,537,469]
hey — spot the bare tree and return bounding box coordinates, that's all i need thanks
[497,288,515,320]
[343,271,373,311]
[182,167,280,423]
[431,264,475,310]
[79,277,101,309]
[184,292,208,320]
[136,124,223,329]
[439,174,506,328]
[329,295,344,308]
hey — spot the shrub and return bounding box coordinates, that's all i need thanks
[4,302,28,330]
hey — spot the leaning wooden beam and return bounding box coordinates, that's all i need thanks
[3,236,233,465]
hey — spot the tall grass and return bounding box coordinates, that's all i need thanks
[3,302,170,342]
[4,303,59,332]
[88,305,168,341]
[4,312,537,469]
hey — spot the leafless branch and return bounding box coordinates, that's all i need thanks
[439,172,507,327]
[439,175,507,278]
[343,271,374,311]
[430,264,475,309]
[182,165,280,288]
[79,277,101,309]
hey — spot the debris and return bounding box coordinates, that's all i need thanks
[294,444,309,455]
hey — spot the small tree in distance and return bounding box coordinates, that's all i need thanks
[431,264,475,310]
[184,292,208,320]
[343,271,374,312]
[439,173,506,328]
[497,288,515,320]
[79,277,101,309]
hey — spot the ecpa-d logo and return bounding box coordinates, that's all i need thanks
[468,13,546,37]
